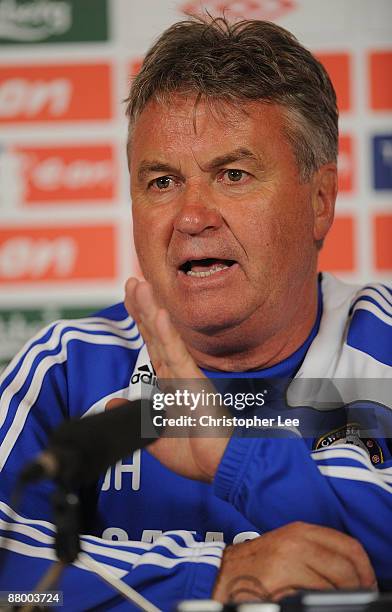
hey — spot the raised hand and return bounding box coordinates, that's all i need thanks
[124,277,230,481]
[125,277,204,380]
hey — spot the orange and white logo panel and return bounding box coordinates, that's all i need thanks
[319,216,355,272]
[0,64,112,123]
[10,144,116,204]
[338,134,354,193]
[316,53,351,112]
[129,58,143,78]
[369,51,392,110]
[0,225,116,283]
[374,214,392,271]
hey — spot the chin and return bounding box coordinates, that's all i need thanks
[172,304,247,336]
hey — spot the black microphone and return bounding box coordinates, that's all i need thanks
[19,400,157,488]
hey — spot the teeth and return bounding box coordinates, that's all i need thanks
[186,264,229,278]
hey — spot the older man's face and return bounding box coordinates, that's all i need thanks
[130,97,329,339]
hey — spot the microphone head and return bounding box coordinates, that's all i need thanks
[19,400,158,488]
[48,400,155,487]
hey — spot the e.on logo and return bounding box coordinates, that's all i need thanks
[0,64,111,123]
[0,226,116,283]
[12,144,116,203]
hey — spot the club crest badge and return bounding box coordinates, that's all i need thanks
[314,423,384,465]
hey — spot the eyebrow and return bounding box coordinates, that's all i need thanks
[137,147,262,183]
[137,161,180,183]
[202,147,262,172]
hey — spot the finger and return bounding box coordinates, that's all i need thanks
[302,524,376,588]
[128,280,195,369]
[133,283,175,374]
[125,279,149,332]
[133,281,203,378]
[134,281,159,325]
[125,280,159,349]
[133,282,164,348]
[155,309,203,378]
[271,583,335,603]
[125,278,167,374]
[303,544,361,590]
[126,280,208,386]
[263,546,338,594]
[125,278,150,338]
[124,277,139,320]
[269,587,300,602]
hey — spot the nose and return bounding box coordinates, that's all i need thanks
[173,203,223,236]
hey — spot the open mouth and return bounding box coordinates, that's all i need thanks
[179,258,236,278]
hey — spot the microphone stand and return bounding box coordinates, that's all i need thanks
[19,481,161,612]
[14,403,162,611]
[19,561,65,612]
[52,484,81,564]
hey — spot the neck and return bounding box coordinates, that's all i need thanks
[178,279,319,372]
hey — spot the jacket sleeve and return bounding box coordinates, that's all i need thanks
[0,323,222,611]
[213,431,392,589]
[0,500,222,612]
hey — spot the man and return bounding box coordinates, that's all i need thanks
[0,16,391,611]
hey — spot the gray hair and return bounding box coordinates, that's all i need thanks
[125,16,338,182]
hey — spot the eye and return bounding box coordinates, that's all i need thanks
[227,169,244,182]
[219,169,250,184]
[149,176,175,190]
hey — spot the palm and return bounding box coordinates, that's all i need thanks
[124,277,230,482]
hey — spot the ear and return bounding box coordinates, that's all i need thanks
[311,163,337,243]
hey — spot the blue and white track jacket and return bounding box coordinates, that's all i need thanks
[0,273,391,610]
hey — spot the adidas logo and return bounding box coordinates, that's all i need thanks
[131,363,157,386]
